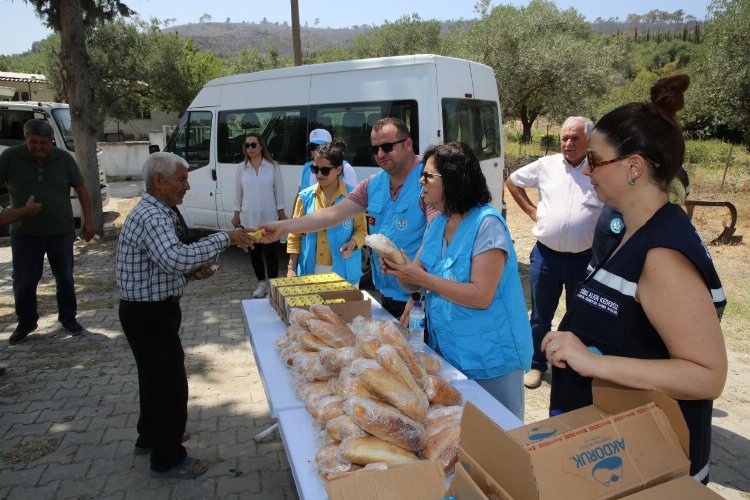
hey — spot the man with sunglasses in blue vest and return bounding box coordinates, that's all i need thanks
[261,117,437,321]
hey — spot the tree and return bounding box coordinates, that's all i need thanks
[688,0,750,144]
[23,0,134,236]
[350,14,442,58]
[40,18,224,130]
[459,0,624,141]
[199,13,212,24]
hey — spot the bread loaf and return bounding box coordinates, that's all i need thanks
[326,415,368,442]
[365,234,406,265]
[423,422,461,474]
[316,443,362,479]
[299,333,332,352]
[416,352,443,374]
[357,361,427,422]
[344,397,427,452]
[378,320,428,389]
[424,375,463,406]
[319,346,362,373]
[339,436,418,465]
[288,308,318,330]
[375,345,429,420]
[334,366,375,399]
[310,304,349,329]
[308,318,355,348]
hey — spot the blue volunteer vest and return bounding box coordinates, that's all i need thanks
[296,183,362,285]
[366,165,426,301]
[298,160,314,191]
[419,205,532,380]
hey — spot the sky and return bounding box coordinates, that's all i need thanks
[2,0,713,56]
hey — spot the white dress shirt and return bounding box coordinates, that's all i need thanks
[510,153,602,253]
[234,158,285,229]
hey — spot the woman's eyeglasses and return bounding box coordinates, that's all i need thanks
[370,138,407,155]
[420,170,442,181]
[586,150,627,171]
[244,142,259,149]
[311,165,338,176]
[586,150,660,171]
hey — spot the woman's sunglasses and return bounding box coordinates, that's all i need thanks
[586,150,660,171]
[420,170,442,181]
[244,142,259,149]
[311,165,338,176]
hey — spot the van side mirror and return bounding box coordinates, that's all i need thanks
[148,145,160,154]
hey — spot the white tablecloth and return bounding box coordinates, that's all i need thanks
[242,293,524,500]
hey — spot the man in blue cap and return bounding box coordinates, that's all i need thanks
[297,128,357,192]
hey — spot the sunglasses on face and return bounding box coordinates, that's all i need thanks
[371,138,407,155]
[311,165,338,176]
[420,170,442,181]
[586,150,627,171]
[245,142,259,149]
[586,150,660,172]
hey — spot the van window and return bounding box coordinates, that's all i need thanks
[51,107,75,151]
[218,107,307,165]
[0,110,34,147]
[442,99,501,160]
[310,100,418,166]
[217,100,418,167]
[168,111,212,168]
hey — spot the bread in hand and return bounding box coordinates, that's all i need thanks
[365,234,405,265]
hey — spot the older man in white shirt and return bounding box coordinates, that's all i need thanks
[505,116,603,389]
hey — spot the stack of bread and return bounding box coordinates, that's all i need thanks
[274,305,464,480]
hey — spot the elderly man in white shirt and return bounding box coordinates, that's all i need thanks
[505,116,603,389]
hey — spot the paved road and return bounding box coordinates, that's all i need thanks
[0,182,747,499]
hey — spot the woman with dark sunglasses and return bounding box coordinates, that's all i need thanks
[382,142,532,419]
[286,140,366,286]
[542,75,727,484]
[231,132,287,298]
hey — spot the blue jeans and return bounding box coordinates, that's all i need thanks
[529,242,590,372]
[11,232,77,326]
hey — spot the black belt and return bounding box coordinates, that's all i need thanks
[121,296,181,304]
[538,242,591,257]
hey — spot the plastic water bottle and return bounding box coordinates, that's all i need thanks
[407,296,425,353]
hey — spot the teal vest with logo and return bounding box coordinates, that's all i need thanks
[419,205,532,379]
[296,184,362,285]
[366,165,426,301]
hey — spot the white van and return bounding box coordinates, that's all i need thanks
[163,54,506,230]
[0,102,110,219]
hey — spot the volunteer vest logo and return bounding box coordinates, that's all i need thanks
[527,425,557,441]
[591,456,624,486]
[343,219,352,229]
[609,217,624,235]
[396,217,408,231]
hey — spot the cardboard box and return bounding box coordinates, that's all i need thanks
[268,272,344,306]
[458,380,691,499]
[282,289,371,324]
[444,462,499,500]
[621,476,725,499]
[325,460,445,500]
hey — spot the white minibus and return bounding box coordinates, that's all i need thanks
[163,54,506,230]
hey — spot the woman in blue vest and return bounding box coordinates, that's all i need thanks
[286,141,367,286]
[383,142,532,419]
[542,75,727,483]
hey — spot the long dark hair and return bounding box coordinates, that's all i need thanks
[423,142,492,216]
[594,75,689,189]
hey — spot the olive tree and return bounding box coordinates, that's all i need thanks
[459,0,624,142]
[688,0,750,144]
